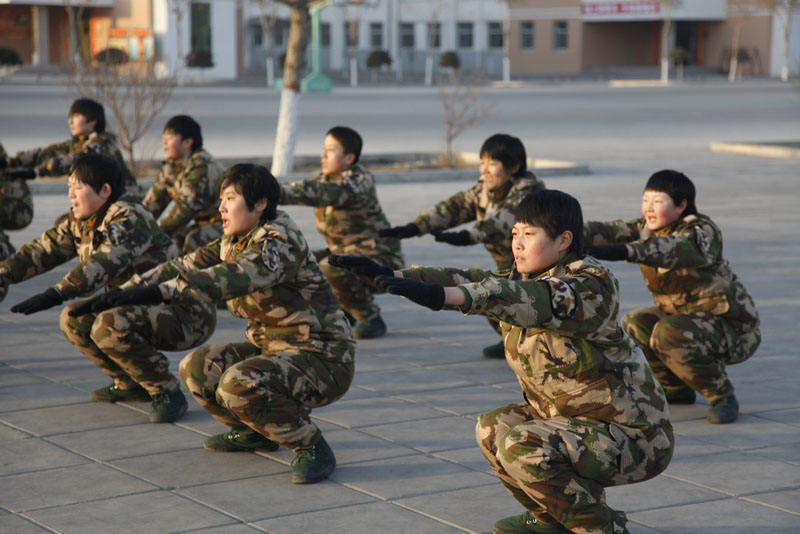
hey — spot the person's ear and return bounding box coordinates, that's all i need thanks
[677,199,688,213]
[344,152,356,167]
[509,163,520,176]
[254,198,267,216]
[182,136,194,152]
[558,231,573,252]
[87,119,97,131]
[98,183,112,202]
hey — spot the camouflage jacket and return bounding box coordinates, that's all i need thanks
[412,172,545,269]
[131,210,354,356]
[142,149,222,236]
[0,143,33,231]
[279,164,403,263]
[401,255,670,437]
[10,130,134,185]
[584,213,759,335]
[0,193,177,300]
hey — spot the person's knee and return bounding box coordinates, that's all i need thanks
[651,316,694,354]
[90,310,126,351]
[59,303,91,341]
[180,348,213,396]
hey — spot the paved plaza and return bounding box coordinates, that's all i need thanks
[1,80,799,533]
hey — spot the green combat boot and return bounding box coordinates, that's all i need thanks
[149,388,188,423]
[482,341,506,359]
[707,394,739,424]
[493,512,571,534]
[291,436,336,484]
[204,430,280,452]
[90,383,151,403]
[664,385,697,404]
[353,315,387,339]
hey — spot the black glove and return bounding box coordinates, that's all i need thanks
[379,223,420,239]
[10,288,64,315]
[4,168,36,180]
[0,155,7,170]
[375,275,445,311]
[584,244,629,262]
[433,230,472,246]
[103,286,164,310]
[68,289,121,317]
[328,254,394,279]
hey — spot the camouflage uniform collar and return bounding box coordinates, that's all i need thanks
[515,252,582,281]
[322,164,363,180]
[231,211,291,248]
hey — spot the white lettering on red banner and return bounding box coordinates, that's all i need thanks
[582,2,661,16]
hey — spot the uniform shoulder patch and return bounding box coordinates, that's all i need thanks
[540,277,577,320]
[693,225,711,253]
[262,239,281,271]
[104,223,127,246]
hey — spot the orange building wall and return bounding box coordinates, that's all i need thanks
[509,18,583,74]
[0,6,34,63]
[701,16,773,74]
[581,21,660,68]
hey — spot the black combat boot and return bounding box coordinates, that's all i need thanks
[91,383,151,403]
[291,436,336,484]
[493,512,571,534]
[204,430,280,452]
[663,385,697,404]
[149,388,188,423]
[353,315,387,339]
[707,394,739,424]
[482,341,506,359]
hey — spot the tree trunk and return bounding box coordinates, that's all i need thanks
[660,2,671,83]
[271,4,310,177]
[728,20,743,82]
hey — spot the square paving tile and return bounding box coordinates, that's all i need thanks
[0,424,89,476]
[360,415,479,453]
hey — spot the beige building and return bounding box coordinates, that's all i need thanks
[507,0,785,77]
[0,1,153,67]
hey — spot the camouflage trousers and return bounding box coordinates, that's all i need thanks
[622,306,759,402]
[173,221,223,254]
[0,229,13,304]
[0,178,34,231]
[60,297,216,395]
[318,250,404,321]
[180,341,355,450]
[476,403,674,534]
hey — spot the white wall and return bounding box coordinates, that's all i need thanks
[769,8,800,78]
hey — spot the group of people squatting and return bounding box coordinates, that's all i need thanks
[0,97,760,534]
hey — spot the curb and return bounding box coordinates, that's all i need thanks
[710,141,800,159]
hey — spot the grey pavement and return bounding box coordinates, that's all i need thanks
[1,79,800,532]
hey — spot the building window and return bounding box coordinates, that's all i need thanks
[344,21,359,48]
[369,22,383,48]
[457,22,473,49]
[520,21,534,50]
[553,20,568,50]
[190,3,212,53]
[488,22,503,49]
[321,22,331,47]
[427,22,441,49]
[253,28,262,47]
[399,22,415,49]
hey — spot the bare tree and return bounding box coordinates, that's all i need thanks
[659,1,683,83]
[271,0,313,177]
[774,0,799,81]
[64,2,177,178]
[438,71,493,168]
[254,0,279,88]
[727,0,774,82]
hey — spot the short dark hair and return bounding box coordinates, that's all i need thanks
[326,126,362,164]
[164,115,203,151]
[515,190,583,256]
[219,163,279,220]
[70,153,124,203]
[644,169,697,216]
[69,98,106,133]
[480,133,527,178]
